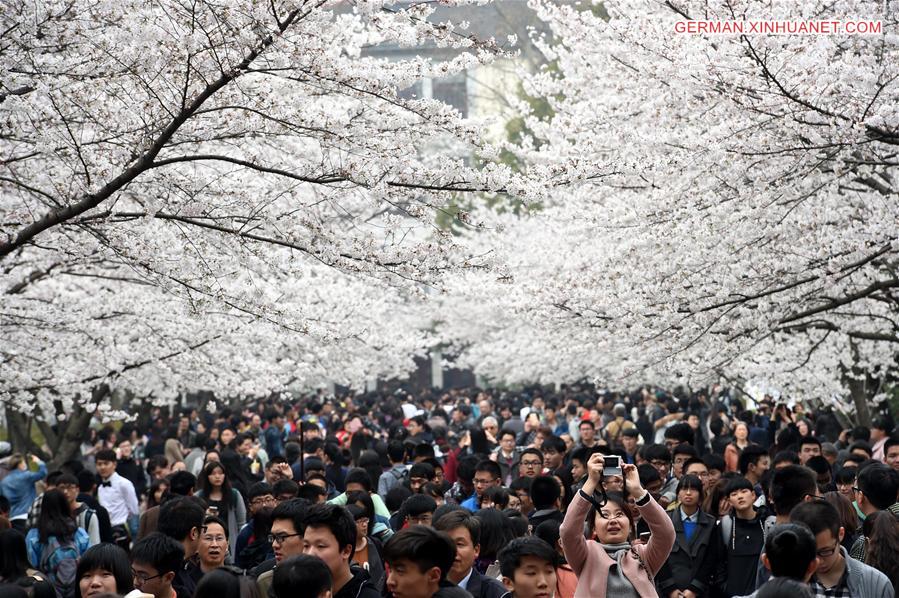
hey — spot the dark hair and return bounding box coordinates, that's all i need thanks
[131,532,185,575]
[834,465,857,485]
[271,555,331,598]
[474,509,516,562]
[637,463,661,486]
[763,523,816,579]
[37,489,76,544]
[799,436,822,450]
[773,450,800,466]
[387,441,406,464]
[822,491,858,539]
[158,496,205,542]
[402,494,437,518]
[344,468,372,493]
[0,530,30,581]
[643,444,671,464]
[193,568,260,598]
[77,470,97,493]
[578,420,595,430]
[585,492,635,541]
[676,474,704,502]
[541,435,566,456]
[383,527,455,580]
[168,471,197,497]
[756,577,814,598]
[866,510,899,595]
[724,476,754,497]
[51,472,74,487]
[498,536,559,578]
[247,482,274,502]
[345,491,375,524]
[883,435,899,455]
[849,440,873,457]
[272,479,299,499]
[198,462,234,514]
[789,500,840,537]
[769,466,817,516]
[202,516,229,539]
[433,510,480,546]
[509,476,533,496]
[498,428,518,442]
[529,476,561,510]
[95,449,117,464]
[483,486,511,509]
[385,486,413,513]
[702,453,726,472]
[146,455,168,476]
[519,448,544,465]
[76,543,133,594]
[738,445,769,475]
[533,520,561,552]
[474,460,502,481]
[665,423,694,445]
[858,463,899,510]
[408,463,435,482]
[301,504,356,554]
[805,456,830,477]
[270,499,309,536]
[146,479,169,510]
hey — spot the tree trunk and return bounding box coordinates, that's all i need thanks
[845,376,871,428]
[4,405,48,459]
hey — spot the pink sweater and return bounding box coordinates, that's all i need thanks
[560,491,676,598]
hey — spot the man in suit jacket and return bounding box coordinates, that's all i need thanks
[434,510,506,598]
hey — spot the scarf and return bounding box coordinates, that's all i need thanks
[600,542,641,598]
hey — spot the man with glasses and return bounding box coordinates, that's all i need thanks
[131,532,184,598]
[256,498,308,597]
[198,516,228,573]
[517,449,544,480]
[791,500,892,597]
[57,473,101,545]
[462,461,502,511]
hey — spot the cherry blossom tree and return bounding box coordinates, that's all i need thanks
[1,0,543,460]
[440,0,899,424]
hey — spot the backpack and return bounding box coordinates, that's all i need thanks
[39,535,79,598]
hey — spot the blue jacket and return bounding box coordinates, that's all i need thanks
[461,493,479,512]
[25,527,90,569]
[1,463,47,518]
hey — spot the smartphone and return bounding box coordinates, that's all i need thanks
[207,505,219,517]
[602,455,622,477]
[640,532,651,542]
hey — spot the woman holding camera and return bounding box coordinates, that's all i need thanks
[560,453,675,597]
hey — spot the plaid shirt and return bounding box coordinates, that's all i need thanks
[809,566,852,598]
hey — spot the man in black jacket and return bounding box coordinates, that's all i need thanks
[302,503,380,598]
[434,510,505,598]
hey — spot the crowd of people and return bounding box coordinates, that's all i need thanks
[0,384,898,598]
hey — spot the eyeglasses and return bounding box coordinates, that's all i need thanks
[688,472,710,479]
[474,477,497,486]
[250,495,276,506]
[355,517,370,525]
[132,569,165,584]
[268,532,302,545]
[202,534,227,544]
[817,540,839,558]
[520,460,543,468]
[852,486,861,494]
[649,460,670,468]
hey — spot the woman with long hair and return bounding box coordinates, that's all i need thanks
[76,543,132,598]
[865,511,899,595]
[0,530,55,598]
[822,491,860,551]
[560,453,675,598]
[724,422,752,472]
[145,479,169,510]
[25,490,90,590]
[656,475,717,597]
[473,508,517,577]
[196,462,246,559]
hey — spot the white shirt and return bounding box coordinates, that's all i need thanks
[680,507,699,524]
[459,568,474,590]
[98,471,139,526]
